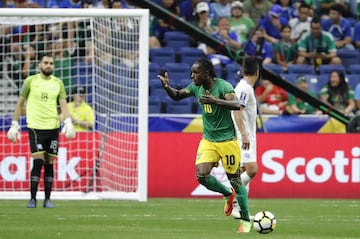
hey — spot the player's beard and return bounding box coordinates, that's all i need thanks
[41,68,53,77]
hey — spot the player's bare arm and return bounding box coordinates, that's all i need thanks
[12,95,26,121]
[233,110,250,150]
[59,99,71,119]
[158,72,191,101]
[199,91,241,110]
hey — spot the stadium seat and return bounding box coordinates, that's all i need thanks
[318,64,346,75]
[178,47,205,65]
[349,64,360,74]
[111,94,138,114]
[150,47,176,67]
[225,62,241,83]
[162,62,191,87]
[149,62,160,80]
[287,64,316,75]
[165,96,193,114]
[263,63,283,74]
[106,63,135,80]
[149,95,162,113]
[280,73,297,84]
[74,75,92,86]
[72,62,92,76]
[305,74,328,95]
[336,49,360,71]
[163,31,191,52]
[214,64,223,78]
[346,74,360,90]
[149,78,167,97]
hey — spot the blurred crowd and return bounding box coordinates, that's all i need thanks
[1,0,360,130]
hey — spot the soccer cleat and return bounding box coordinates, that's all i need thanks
[237,219,252,233]
[231,200,241,219]
[27,199,37,208]
[224,187,236,216]
[43,199,55,208]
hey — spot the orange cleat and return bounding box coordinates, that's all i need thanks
[224,187,236,216]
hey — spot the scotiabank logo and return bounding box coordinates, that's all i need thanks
[0,147,81,182]
[261,147,360,183]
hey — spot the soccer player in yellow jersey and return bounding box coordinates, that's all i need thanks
[67,87,95,132]
[158,58,252,233]
[7,54,75,208]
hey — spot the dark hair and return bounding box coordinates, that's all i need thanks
[39,53,53,61]
[194,58,217,78]
[280,25,291,32]
[327,70,349,106]
[329,3,344,15]
[216,16,230,26]
[109,0,121,8]
[299,2,310,10]
[311,16,321,25]
[242,56,259,76]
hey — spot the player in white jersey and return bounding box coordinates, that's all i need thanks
[231,56,260,219]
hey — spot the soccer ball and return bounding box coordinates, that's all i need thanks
[253,211,277,234]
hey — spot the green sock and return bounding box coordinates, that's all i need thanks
[201,175,231,196]
[235,184,250,221]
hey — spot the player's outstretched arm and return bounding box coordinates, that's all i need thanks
[158,72,191,101]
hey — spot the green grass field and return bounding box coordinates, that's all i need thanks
[0,198,359,239]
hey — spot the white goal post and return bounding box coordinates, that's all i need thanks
[0,8,149,201]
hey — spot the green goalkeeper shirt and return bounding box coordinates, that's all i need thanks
[21,73,67,130]
[186,78,237,142]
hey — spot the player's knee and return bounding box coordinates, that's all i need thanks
[196,173,210,186]
[246,164,258,178]
[44,164,54,178]
[45,156,55,165]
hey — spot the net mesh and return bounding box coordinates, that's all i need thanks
[0,11,147,200]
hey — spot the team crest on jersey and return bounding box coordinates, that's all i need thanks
[239,92,247,101]
[37,144,43,150]
[196,152,201,160]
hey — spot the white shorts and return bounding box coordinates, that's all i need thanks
[240,144,256,167]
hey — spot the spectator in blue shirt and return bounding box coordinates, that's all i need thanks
[321,3,354,50]
[353,22,360,50]
[243,28,272,64]
[180,0,203,22]
[210,0,231,21]
[260,4,288,44]
[276,0,295,21]
[207,16,242,65]
[354,82,360,113]
[51,0,82,8]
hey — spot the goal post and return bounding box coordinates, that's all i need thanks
[0,8,149,201]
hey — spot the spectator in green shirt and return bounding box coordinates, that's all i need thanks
[229,1,255,43]
[285,75,318,114]
[273,25,298,72]
[296,17,341,68]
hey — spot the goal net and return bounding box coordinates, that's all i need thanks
[0,8,149,201]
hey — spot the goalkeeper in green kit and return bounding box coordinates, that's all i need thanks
[158,58,252,233]
[7,54,75,208]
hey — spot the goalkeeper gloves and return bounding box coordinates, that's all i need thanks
[7,120,21,143]
[61,117,76,139]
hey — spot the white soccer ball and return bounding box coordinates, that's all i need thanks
[253,211,277,234]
